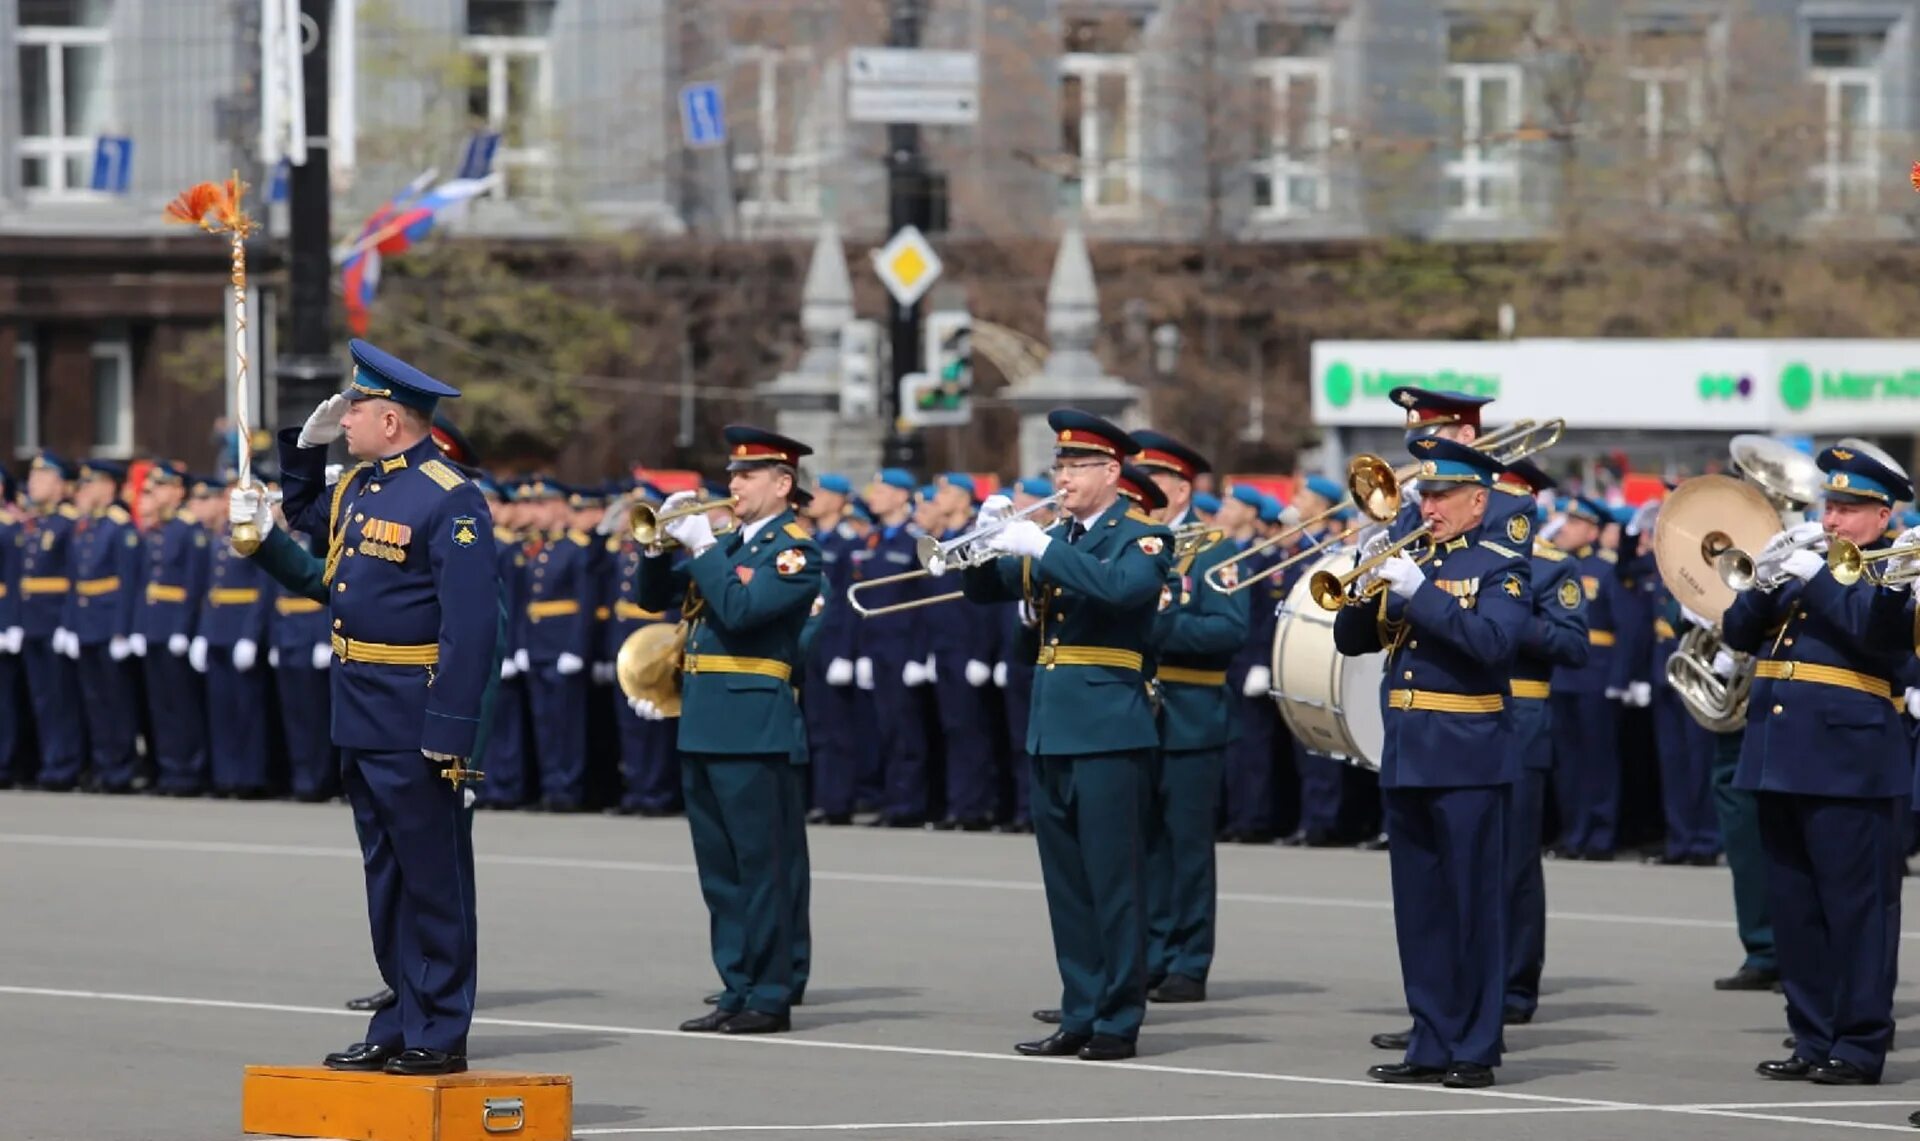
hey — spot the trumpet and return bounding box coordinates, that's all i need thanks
[846,494,1063,618]
[1828,536,1920,586]
[631,495,738,548]
[1716,529,1827,593]
[1309,526,1435,611]
[1173,520,1224,561]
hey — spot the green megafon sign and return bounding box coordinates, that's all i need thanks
[1320,360,1500,408]
[1778,361,1920,411]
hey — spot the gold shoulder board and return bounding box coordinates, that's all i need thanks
[1126,508,1157,526]
[784,522,810,541]
[418,459,466,491]
[1478,540,1523,559]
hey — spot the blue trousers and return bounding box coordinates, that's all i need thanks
[528,666,588,806]
[479,675,529,807]
[1504,767,1549,1016]
[1296,744,1346,838]
[1757,792,1904,1078]
[207,651,270,794]
[142,651,207,792]
[1147,747,1223,984]
[24,638,85,786]
[1550,691,1618,854]
[1003,664,1035,823]
[933,657,997,822]
[275,663,338,799]
[345,748,477,1054]
[783,762,812,998]
[1652,686,1720,859]
[616,696,680,812]
[802,671,860,816]
[1033,751,1151,1041]
[1385,784,1508,1069]
[76,644,139,789]
[0,652,21,783]
[871,663,929,820]
[1222,692,1277,836]
[683,753,798,1016]
[1712,731,1775,971]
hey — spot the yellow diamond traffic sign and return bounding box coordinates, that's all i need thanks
[872,225,943,307]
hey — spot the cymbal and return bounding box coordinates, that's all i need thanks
[1652,474,1781,623]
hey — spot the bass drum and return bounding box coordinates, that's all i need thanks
[1269,548,1386,771]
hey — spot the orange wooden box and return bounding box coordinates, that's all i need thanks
[242,1066,572,1141]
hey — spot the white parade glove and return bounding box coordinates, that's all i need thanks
[0,627,18,655]
[903,660,928,687]
[110,635,132,661]
[1627,680,1652,707]
[556,652,585,676]
[230,487,274,538]
[825,658,854,686]
[977,495,1013,526]
[1778,548,1823,583]
[1379,554,1425,600]
[168,633,189,657]
[855,657,874,690]
[986,518,1050,559]
[1678,604,1713,631]
[1758,520,1824,563]
[1906,688,1920,719]
[1539,514,1566,543]
[189,636,209,673]
[324,463,344,488]
[312,643,332,671]
[53,627,72,657]
[924,654,938,682]
[501,657,518,680]
[513,648,530,673]
[628,696,665,721]
[1243,664,1272,698]
[232,638,257,672]
[127,634,147,658]
[1359,528,1394,562]
[62,630,80,660]
[993,661,1008,687]
[1710,648,1736,678]
[965,659,991,686]
[595,661,615,685]
[268,647,280,668]
[1605,687,1624,700]
[1881,526,1920,590]
[663,509,715,555]
[297,394,349,448]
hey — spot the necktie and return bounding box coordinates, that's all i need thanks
[1067,521,1086,545]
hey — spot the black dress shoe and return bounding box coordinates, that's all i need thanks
[1370,1028,1412,1051]
[720,1010,791,1035]
[1811,1059,1877,1086]
[1444,1062,1495,1089]
[680,1009,735,1032]
[344,987,397,1012]
[323,1042,401,1071]
[1149,975,1206,1003]
[1078,1034,1136,1061]
[1907,1109,1920,1128]
[703,991,723,1006]
[383,1048,466,1076]
[1756,1056,1815,1080]
[1016,1030,1091,1057]
[1714,966,1779,991]
[1032,1008,1063,1024]
[1503,1007,1533,1026]
[1368,1062,1445,1083]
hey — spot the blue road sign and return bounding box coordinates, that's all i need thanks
[90,136,132,194]
[268,158,291,203]
[458,131,502,180]
[680,82,727,150]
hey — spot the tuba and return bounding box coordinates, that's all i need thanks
[1652,435,1823,733]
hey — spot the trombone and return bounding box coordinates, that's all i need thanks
[631,495,738,548]
[1828,536,1920,586]
[846,494,1062,618]
[1309,526,1435,611]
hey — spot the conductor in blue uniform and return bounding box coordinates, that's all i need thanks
[276,339,499,1076]
[1333,436,1527,1089]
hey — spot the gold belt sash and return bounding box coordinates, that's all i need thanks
[1754,659,1896,704]
[276,597,325,615]
[615,600,664,621]
[1589,630,1617,647]
[1510,679,1551,700]
[1158,666,1228,687]
[76,576,121,596]
[330,634,439,666]
[209,588,261,606]
[1385,689,1505,714]
[526,599,581,620]
[683,654,792,682]
[21,576,69,595]
[145,584,187,603]
[1037,646,1144,672]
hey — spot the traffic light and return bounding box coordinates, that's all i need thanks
[902,309,972,427]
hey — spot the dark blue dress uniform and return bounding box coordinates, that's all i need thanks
[849,469,934,825]
[1550,497,1630,858]
[1133,438,1248,998]
[271,527,339,801]
[1648,580,1721,861]
[522,494,597,810]
[1292,475,1358,843]
[1728,446,1912,1084]
[20,452,87,788]
[482,479,536,808]
[1333,436,1527,1083]
[801,480,863,821]
[0,476,25,786]
[199,519,276,795]
[137,467,212,795]
[995,481,1054,831]
[607,516,681,814]
[1491,461,1588,1022]
[278,340,498,1073]
[634,426,822,1031]
[1221,486,1284,841]
[67,463,143,790]
[962,411,1174,1058]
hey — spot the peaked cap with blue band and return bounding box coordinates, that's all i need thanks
[1389,386,1494,434]
[1407,435,1504,488]
[145,459,188,486]
[722,423,813,473]
[1048,408,1139,459]
[1819,443,1912,505]
[188,473,222,497]
[1131,430,1211,480]
[345,339,462,413]
[30,450,75,480]
[1564,496,1610,526]
[1117,461,1169,512]
[77,458,127,482]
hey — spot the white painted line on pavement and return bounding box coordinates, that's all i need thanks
[572,1106,1628,1134]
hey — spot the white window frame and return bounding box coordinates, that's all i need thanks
[1627,62,1708,205]
[1442,62,1523,220]
[14,340,41,460]
[730,44,824,222]
[1249,56,1332,220]
[1060,51,1142,216]
[89,337,132,459]
[16,12,113,200]
[1808,59,1881,215]
[461,32,555,199]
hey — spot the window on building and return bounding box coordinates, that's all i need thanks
[14,338,41,458]
[17,0,113,197]
[1807,26,1885,214]
[1443,24,1523,220]
[726,9,825,223]
[1250,22,1335,220]
[1060,15,1143,214]
[462,0,555,199]
[90,334,131,457]
[1628,24,1709,206]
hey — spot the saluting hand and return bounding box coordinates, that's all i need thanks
[297,394,350,449]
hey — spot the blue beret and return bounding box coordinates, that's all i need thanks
[1303,474,1344,504]
[345,339,461,414]
[1191,491,1221,515]
[29,450,75,480]
[1047,408,1137,459]
[1819,444,1912,505]
[1565,496,1610,525]
[918,484,939,502]
[1229,484,1265,509]
[1131,430,1211,479]
[1406,435,1503,488]
[1390,386,1494,432]
[1016,476,1054,499]
[816,472,853,496]
[850,499,874,522]
[723,423,813,472]
[877,468,917,492]
[941,472,977,499]
[1257,494,1283,525]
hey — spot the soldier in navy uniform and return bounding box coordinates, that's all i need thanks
[608,481,683,815]
[926,472,1000,830]
[134,462,211,795]
[1334,436,1527,1089]
[485,477,538,809]
[274,338,498,1076]
[519,479,595,811]
[1283,473,1356,846]
[801,473,861,824]
[1549,497,1630,859]
[995,476,1054,833]
[0,469,25,787]
[267,492,339,801]
[22,452,87,789]
[64,461,144,791]
[851,468,933,827]
[1220,484,1281,843]
[1735,447,1911,1087]
[195,481,276,796]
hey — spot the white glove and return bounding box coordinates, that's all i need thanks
[168,633,189,657]
[986,518,1050,559]
[61,629,80,659]
[1906,688,1920,719]
[109,635,132,661]
[825,658,854,686]
[513,648,530,674]
[52,627,72,657]
[312,643,331,671]
[663,509,715,555]
[297,394,349,448]
[232,638,257,672]
[1627,681,1652,707]
[189,636,208,673]
[903,660,928,687]
[127,634,147,658]
[324,463,344,487]
[1882,527,1920,590]
[1243,664,1272,698]
[1359,528,1394,562]
[1605,687,1624,700]
[924,654,938,682]
[593,661,615,685]
[977,495,1013,526]
[1710,649,1736,678]
[628,696,666,721]
[1778,548,1824,583]
[229,487,274,538]
[965,659,991,686]
[1539,514,1566,542]
[1678,605,1713,631]
[993,661,1008,687]
[1379,554,1425,600]
[556,652,585,676]
[268,647,281,668]
[1758,520,1824,563]
[855,657,874,690]
[0,627,17,655]
[1018,601,1038,627]
[501,657,518,680]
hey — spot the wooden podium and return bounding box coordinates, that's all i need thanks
[242,1066,572,1141]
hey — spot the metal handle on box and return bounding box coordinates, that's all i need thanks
[483,1096,526,1134]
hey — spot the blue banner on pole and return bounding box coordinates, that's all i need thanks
[679,83,727,150]
[90,136,133,194]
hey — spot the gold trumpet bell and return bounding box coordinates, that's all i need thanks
[616,622,688,716]
[631,496,739,548]
[1346,455,1402,523]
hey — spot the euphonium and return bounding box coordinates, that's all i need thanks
[1662,624,1751,734]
